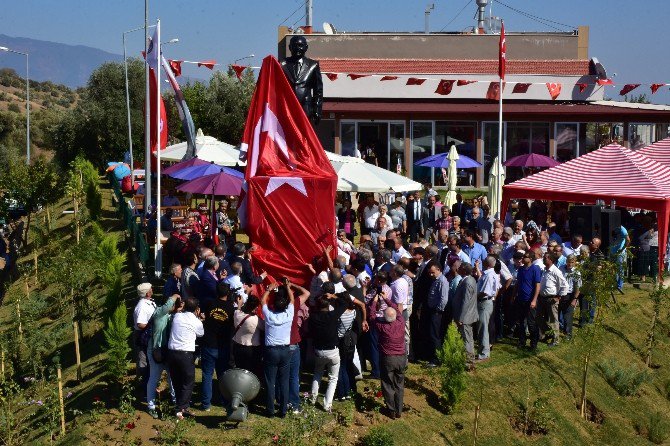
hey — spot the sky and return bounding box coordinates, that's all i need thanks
[1,0,669,104]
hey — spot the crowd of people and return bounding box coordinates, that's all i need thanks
[131,185,661,422]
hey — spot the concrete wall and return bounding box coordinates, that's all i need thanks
[279,31,583,61]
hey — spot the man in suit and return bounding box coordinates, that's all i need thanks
[410,245,438,362]
[451,193,468,221]
[280,35,323,126]
[231,243,267,285]
[422,195,442,243]
[196,256,220,305]
[405,191,424,243]
[452,263,478,366]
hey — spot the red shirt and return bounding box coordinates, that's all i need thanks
[371,299,406,356]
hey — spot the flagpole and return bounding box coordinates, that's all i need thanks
[155,19,162,278]
[496,20,505,220]
[144,0,152,213]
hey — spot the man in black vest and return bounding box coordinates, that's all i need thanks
[281,35,323,126]
[405,191,424,243]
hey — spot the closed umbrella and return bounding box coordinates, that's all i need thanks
[488,156,505,219]
[444,145,459,208]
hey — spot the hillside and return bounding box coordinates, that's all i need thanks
[0,68,78,114]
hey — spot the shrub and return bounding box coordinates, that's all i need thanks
[103,304,131,387]
[7,103,20,113]
[360,426,394,446]
[638,412,670,444]
[597,359,650,397]
[510,396,553,436]
[85,180,102,221]
[435,323,467,412]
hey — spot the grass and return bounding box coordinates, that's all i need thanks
[5,179,670,445]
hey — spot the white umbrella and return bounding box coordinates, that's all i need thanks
[488,156,505,219]
[161,128,245,166]
[326,152,422,193]
[444,145,459,208]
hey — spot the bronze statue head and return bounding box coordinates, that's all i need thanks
[288,35,308,58]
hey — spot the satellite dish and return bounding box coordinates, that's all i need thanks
[589,57,608,79]
[323,22,337,34]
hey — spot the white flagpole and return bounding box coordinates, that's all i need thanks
[155,19,162,277]
[144,0,151,213]
[496,21,505,220]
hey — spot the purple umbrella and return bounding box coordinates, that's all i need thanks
[169,162,244,180]
[504,153,561,168]
[176,170,243,196]
[162,157,208,175]
[414,153,482,169]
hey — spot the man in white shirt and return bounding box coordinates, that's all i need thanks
[224,262,248,303]
[511,220,526,244]
[133,283,156,387]
[476,256,500,360]
[538,253,566,346]
[562,234,584,258]
[362,196,380,236]
[167,298,204,419]
[391,238,411,263]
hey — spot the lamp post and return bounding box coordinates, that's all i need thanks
[0,46,29,164]
[123,27,177,188]
[233,54,255,63]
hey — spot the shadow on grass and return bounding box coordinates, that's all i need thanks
[602,324,641,357]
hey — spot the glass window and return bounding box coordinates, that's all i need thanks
[483,122,500,186]
[390,123,405,174]
[341,122,356,156]
[556,123,579,162]
[411,121,433,183]
[435,121,477,186]
[584,123,624,152]
[629,123,654,149]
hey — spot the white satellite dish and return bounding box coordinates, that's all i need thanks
[323,22,337,34]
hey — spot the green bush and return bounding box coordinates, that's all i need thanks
[360,426,394,446]
[638,412,670,444]
[597,359,650,397]
[435,323,468,412]
[85,180,102,220]
[103,304,131,387]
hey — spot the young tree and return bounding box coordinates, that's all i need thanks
[103,303,131,388]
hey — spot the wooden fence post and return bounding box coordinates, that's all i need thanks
[56,366,66,436]
[73,321,82,382]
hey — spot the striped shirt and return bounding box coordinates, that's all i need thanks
[337,310,356,338]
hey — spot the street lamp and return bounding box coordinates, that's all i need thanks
[0,46,30,164]
[233,54,255,63]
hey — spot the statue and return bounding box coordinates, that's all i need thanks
[281,35,323,126]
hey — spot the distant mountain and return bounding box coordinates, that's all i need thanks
[0,34,124,88]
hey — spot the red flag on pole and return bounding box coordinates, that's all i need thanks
[499,21,506,80]
[435,80,455,95]
[619,84,640,96]
[651,83,667,94]
[512,83,531,93]
[238,56,337,286]
[546,82,562,100]
[231,64,246,80]
[146,67,168,171]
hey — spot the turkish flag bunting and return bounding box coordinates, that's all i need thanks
[406,77,426,85]
[576,83,588,93]
[499,21,506,80]
[546,82,562,100]
[146,67,168,171]
[197,59,217,70]
[238,56,337,287]
[596,78,614,86]
[486,81,504,101]
[457,80,476,86]
[380,75,399,81]
[168,60,183,77]
[347,73,369,80]
[512,83,531,93]
[435,80,455,95]
[619,84,640,96]
[231,64,247,80]
[324,72,338,81]
[651,83,667,94]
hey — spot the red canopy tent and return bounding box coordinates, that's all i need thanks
[637,137,670,167]
[501,143,670,277]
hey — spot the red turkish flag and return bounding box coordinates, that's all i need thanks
[512,83,531,93]
[651,83,667,94]
[435,80,455,95]
[406,77,426,85]
[324,72,338,81]
[348,73,369,80]
[576,83,588,93]
[231,64,247,80]
[146,67,168,171]
[596,78,613,86]
[239,56,337,287]
[486,81,504,101]
[197,59,217,70]
[380,75,399,81]
[499,21,506,80]
[168,60,182,77]
[619,84,640,96]
[457,80,476,86]
[546,82,562,100]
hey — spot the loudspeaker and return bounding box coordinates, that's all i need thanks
[569,205,601,242]
[599,209,621,252]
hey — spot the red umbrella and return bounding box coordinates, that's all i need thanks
[162,157,209,175]
[504,153,561,168]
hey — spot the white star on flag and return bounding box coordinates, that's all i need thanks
[265,177,307,197]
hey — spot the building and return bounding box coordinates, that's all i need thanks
[278,16,670,188]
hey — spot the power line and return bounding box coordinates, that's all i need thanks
[440,0,473,32]
[279,0,307,26]
[290,12,307,29]
[495,0,577,31]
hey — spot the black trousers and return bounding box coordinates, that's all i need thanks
[424,307,444,363]
[233,342,262,377]
[514,300,539,348]
[407,222,421,243]
[167,350,196,412]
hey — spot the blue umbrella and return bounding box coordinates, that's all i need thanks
[168,162,244,180]
[414,153,482,169]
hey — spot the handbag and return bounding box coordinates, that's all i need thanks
[339,317,357,354]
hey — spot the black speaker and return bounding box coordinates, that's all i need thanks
[569,205,601,242]
[599,209,621,252]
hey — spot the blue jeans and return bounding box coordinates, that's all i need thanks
[276,344,301,410]
[368,326,380,378]
[264,345,291,417]
[201,345,230,409]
